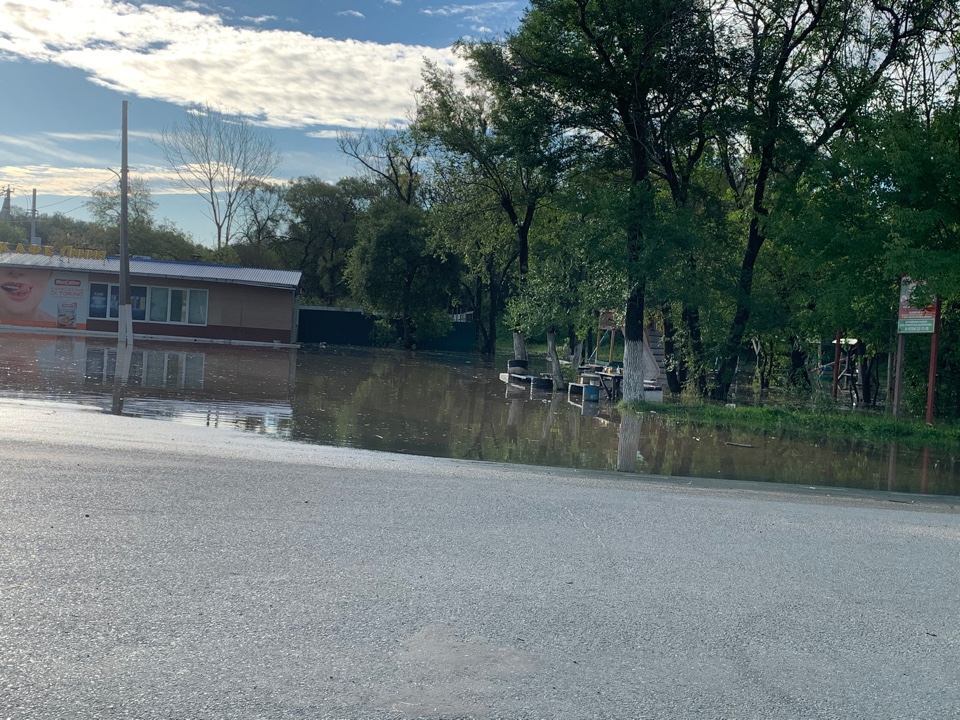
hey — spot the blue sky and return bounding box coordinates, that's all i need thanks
[0,0,524,246]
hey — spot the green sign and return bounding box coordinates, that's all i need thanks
[898,318,935,334]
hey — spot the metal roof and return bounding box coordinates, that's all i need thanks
[0,253,302,290]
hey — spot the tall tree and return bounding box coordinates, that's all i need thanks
[426,177,520,355]
[346,198,460,348]
[337,127,427,206]
[416,61,568,360]
[708,0,950,399]
[277,177,370,306]
[157,104,282,250]
[469,0,721,401]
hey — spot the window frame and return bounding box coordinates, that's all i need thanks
[89,283,208,326]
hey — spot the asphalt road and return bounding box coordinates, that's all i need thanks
[1,398,958,720]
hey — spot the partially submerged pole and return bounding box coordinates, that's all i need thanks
[892,333,905,419]
[924,298,942,425]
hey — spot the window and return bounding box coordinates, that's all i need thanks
[88,283,207,326]
[147,286,208,325]
[88,283,147,320]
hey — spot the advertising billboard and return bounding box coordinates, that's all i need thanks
[0,266,89,330]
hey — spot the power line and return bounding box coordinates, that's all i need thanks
[34,176,116,209]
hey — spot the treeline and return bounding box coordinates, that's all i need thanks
[228,0,960,416]
[0,183,215,264]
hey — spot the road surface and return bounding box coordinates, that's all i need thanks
[1,399,957,719]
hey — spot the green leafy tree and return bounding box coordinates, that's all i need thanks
[773,104,960,411]
[469,0,722,401]
[706,0,950,399]
[427,180,520,355]
[346,199,459,349]
[274,177,373,306]
[0,219,27,245]
[416,60,569,360]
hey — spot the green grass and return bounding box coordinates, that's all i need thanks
[624,400,960,451]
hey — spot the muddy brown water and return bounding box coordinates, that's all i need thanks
[1,333,957,496]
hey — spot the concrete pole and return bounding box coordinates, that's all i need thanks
[30,189,38,245]
[118,100,133,346]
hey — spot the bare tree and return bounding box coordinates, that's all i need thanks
[157,104,282,249]
[337,126,427,206]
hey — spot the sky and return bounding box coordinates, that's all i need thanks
[0,0,525,246]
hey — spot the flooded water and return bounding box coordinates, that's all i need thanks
[1,332,957,497]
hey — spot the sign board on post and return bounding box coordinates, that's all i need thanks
[898,277,936,334]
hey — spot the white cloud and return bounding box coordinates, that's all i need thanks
[239,15,278,24]
[306,130,346,139]
[44,130,155,142]
[385,0,402,5]
[337,10,365,18]
[0,164,176,198]
[0,0,468,129]
[421,1,515,18]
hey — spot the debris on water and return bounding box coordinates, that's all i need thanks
[725,442,755,448]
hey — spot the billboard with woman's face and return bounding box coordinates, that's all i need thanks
[0,266,89,330]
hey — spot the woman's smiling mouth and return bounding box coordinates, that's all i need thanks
[1,282,33,301]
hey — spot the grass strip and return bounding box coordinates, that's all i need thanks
[624,400,960,451]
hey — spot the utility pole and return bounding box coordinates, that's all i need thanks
[0,187,11,220]
[118,100,133,346]
[30,189,39,245]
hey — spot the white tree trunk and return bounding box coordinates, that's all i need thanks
[512,331,528,361]
[621,337,647,403]
[616,412,644,472]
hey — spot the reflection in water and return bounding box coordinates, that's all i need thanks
[0,332,957,496]
[110,340,134,416]
[617,414,643,472]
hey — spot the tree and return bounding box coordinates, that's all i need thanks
[427,177,520,355]
[157,104,282,250]
[0,218,27,245]
[706,0,950,399]
[337,126,427,206]
[85,176,158,228]
[277,177,370,305]
[346,198,459,348]
[416,60,569,360]
[507,198,627,389]
[469,0,722,401]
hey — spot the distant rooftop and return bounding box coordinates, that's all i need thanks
[0,253,302,291]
